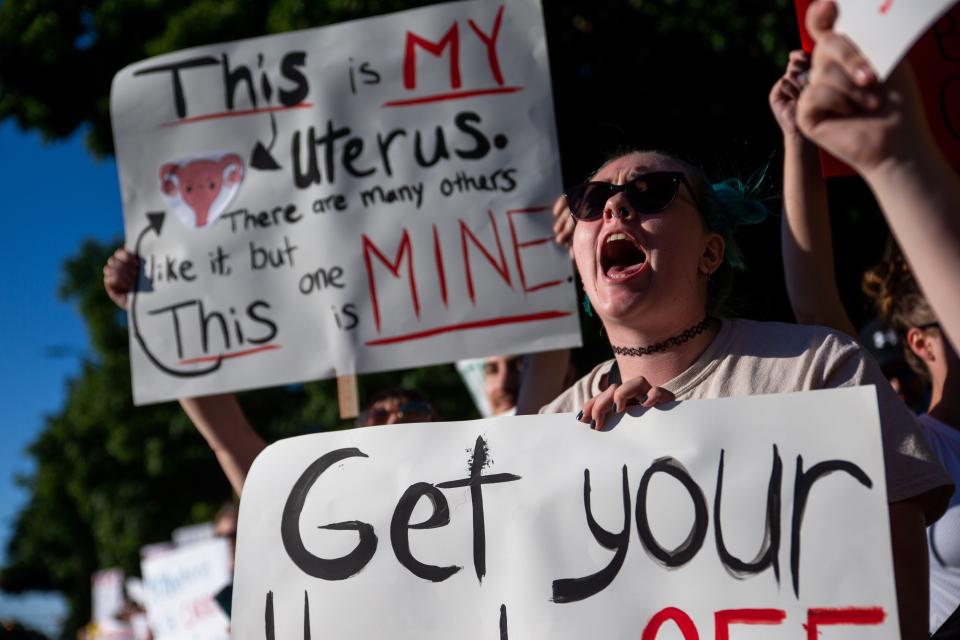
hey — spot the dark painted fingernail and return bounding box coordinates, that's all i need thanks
[611,403,618,414]
[589,419,596,430]
[575,410,583,421]
[640,394,648,404]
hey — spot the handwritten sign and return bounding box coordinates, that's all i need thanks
[110,0,579,405]
[796,1,960,177]
[140,538,232,640]
[834,0,958,79]
[231,387,900,638]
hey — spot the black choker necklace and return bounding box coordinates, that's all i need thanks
[611,318,712,357]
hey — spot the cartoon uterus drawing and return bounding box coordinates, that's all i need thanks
[159,153,244,229]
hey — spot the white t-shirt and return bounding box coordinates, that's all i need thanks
[541,318,952,521]
[919,413,960,633]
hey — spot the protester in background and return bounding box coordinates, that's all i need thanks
[773,37,960,634]
[213,502,238,563]
[540,147,950,638]
[858,317,926,411]
[483,355,523,416]
[355,387,437,426]
[105,247,441,495]
[770,49,927,411]
[864,250,960,633]
[770,50,856,339]
[796,0,960,353]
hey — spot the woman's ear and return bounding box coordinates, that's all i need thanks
[906,327,935,364]
[699,233,725,276]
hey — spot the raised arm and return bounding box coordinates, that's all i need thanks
[104,248,265,494]
[797,0,960,351]
[771,50,857,338]
[178,394,265,495]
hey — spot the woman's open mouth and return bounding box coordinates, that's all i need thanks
[600,232,648,281]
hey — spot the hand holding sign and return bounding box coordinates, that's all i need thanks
[797,0,938,177]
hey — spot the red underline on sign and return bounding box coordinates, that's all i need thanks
[365,311,571,346]
[382,86,523,108]
[160,103,313,127]
[179,344,281,364]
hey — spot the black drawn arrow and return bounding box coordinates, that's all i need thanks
[130,211,223,377]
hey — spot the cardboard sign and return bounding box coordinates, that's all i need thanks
[110,0,580,405]
[140,538,232,640]
[796,1,960,177]
[232,387,900,638]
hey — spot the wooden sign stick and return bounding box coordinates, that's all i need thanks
[337,374,360,420]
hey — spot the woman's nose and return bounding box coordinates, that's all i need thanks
[603,191,634,221]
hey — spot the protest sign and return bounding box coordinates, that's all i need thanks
[795,0,960,177]
[172,521,216,546]
[110,0,579,405]
[232,387,900,638]
[833,0,959,80]
[456,357,494,416]
[140,538,232,640]
[92,568,125,623]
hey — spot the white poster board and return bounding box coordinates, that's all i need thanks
[92,568,125,623]
[232,387,900,638]
[456,357,494,416]
[141,537,233,640]
[110,0,579,405]
[836,0,959,78]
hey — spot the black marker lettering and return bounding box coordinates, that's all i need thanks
[280,448,378,580]
[390,482,461,582]
[454,111,491,160]
[246,300,278,344]
[222,53,257,110]
[636,457,708,567]
[552,466,630,603]
[280,51,309,105]
[133,56,219,118]
[791,455,872,596]
[414,127,450,167]
[437,436,521,582]
[714,446,782,581]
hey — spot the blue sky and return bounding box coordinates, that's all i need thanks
[0,120,124,635]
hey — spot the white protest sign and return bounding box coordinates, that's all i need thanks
[836,0,959,79]
[172,521,216,546]
[110,0,579,405]
[456,357,494,416]
[232,387,900,639]
[141,537,232,640]
[92,568,125,623]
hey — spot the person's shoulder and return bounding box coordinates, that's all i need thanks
[722,317,860,355]
[539,359,614,414]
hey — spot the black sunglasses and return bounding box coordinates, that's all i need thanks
[564,171,692,222]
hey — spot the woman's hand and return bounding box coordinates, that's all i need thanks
[103,247,139,309]
[552,194,575,250]
[576,377,675,431]
[769,50,811,139]
[796,0,932,175]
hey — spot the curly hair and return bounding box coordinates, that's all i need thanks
[862,239,936,378]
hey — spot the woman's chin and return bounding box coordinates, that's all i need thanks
[594,289,653,322]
